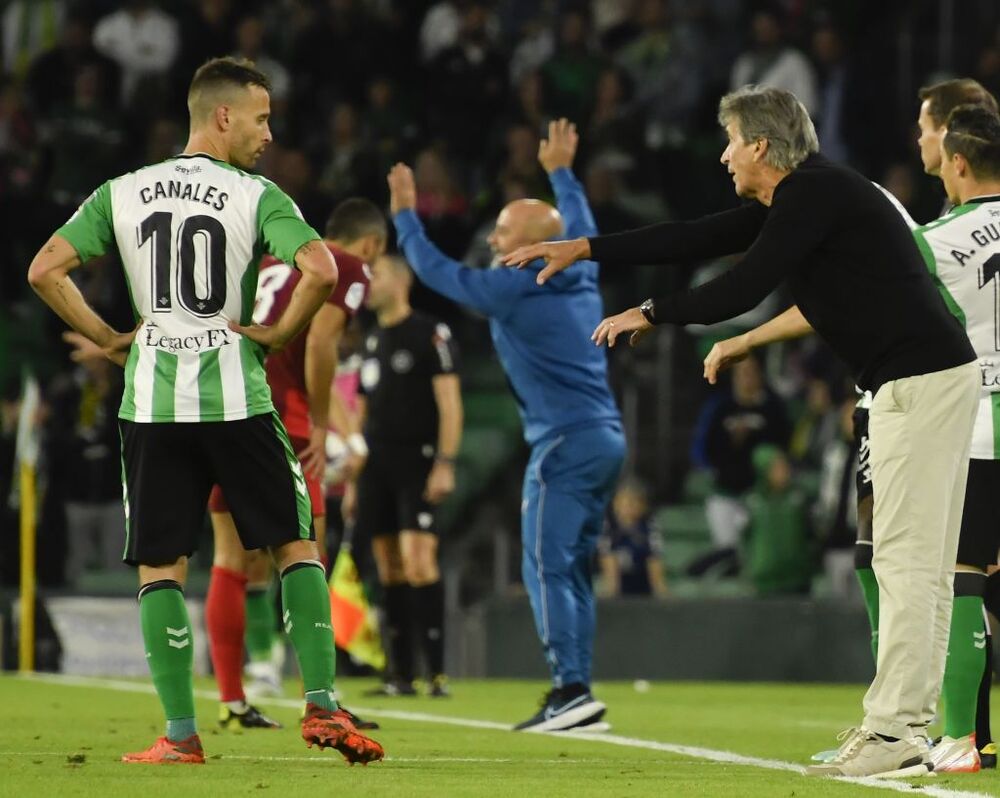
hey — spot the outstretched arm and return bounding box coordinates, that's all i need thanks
[539,118,598,240]
[389,163,522,316]
[702,305,814,384]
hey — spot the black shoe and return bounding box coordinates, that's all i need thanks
[981,742,997,769]
[363,680,418,697]
[429,675,451,698]
[339,705,380,730]
[512,683,606,732]
[219,702,282,730]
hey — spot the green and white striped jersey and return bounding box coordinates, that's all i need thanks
[57,154,320,423]
[914,195,1000,459]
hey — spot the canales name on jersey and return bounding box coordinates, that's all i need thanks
[56,154,320,423]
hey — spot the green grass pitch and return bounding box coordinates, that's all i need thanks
[0,674,997,797]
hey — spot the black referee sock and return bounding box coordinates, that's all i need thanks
[413,581,446,678]
[976,619,994,747]
[383,583,415,683]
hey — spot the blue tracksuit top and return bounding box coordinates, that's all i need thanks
[394,167,621,446]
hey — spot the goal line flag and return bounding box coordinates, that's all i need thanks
[328,545,386,671]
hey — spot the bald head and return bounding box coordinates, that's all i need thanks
[489,199,564,258]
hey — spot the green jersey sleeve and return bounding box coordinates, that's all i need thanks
[56,181,115,262]
[257,181,321,266]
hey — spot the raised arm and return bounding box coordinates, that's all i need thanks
[389,163,523,316]
[538,118,597,240]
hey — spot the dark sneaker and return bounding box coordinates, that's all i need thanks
[981,742,997,769]
[301,704,385,765]
[429,675,451,698]
[218,702,282,730]
[122,734,205,764]
[513,684,606,732]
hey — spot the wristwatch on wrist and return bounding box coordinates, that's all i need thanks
[639,298,656,325]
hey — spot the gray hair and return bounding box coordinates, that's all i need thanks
[718,85,819,171]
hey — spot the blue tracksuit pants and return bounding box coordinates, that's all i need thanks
[521,421,625,688]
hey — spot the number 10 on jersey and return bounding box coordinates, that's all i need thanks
[139,211,228,318]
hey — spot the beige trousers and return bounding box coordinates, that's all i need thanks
[862,360,979,739]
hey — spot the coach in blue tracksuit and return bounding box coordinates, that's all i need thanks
[387,119,625,732]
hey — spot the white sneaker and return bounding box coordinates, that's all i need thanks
[930,734,980,773]
[805,727,932,778]
[244,660,283,698]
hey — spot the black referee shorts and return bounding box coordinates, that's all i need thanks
[354,443,437,543]
[120,412,314,567]
[956,458,1000,572]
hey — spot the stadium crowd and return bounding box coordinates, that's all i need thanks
[2,0,1000,601]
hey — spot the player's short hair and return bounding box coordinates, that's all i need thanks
[324,198,388,243]
[188,57,271,122]
[943,105,1000,179]
[918,79,998,128]
[718,85,819,171]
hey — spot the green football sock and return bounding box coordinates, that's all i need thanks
[246,584,276,662]
[281,561,337,711]
[139,580,196,741]
[943,580,987,739]
[855,566,880,663]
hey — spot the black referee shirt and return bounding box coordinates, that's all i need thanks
[588,153,974,393]
[359,311,459,447]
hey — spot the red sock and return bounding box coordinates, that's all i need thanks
[206,565,248,703]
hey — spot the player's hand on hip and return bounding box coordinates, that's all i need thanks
[593,306,653,348]
[703,334,751,385]
[229,321,287,353]
[299,426,328,481]
[387,162,417,216]
[64,325,138,368]
[501,237,590,284]
[538,118,579,173]
[424,461,455,505]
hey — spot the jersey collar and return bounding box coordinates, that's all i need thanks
[963,193,1000,205]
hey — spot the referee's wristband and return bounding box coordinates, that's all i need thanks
[346,433,368,458]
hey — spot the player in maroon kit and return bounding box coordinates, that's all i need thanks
[205,199,385,729]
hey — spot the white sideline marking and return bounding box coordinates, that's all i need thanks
[12,674,994,798]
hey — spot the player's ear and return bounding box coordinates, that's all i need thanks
[216,104,231,131]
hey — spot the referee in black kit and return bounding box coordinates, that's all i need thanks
[347,253,463,698]
[505,85,979,779]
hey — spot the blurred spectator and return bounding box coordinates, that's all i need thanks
[541,8,606,124]
[426,2,507,159]
[811,22,850,163]
[974,29,1000,102]
[788,372,842,471]
[745,445,813,596]
[93,0,179,107]
[175,0,239,87]
[696,355,790,575]
[271,147,334,232]
[314,103,380,206]
[41,63,126,213]
[616,0,704,147]
[414,147,472,257]
[814,397,862,598]
[45,356,125,586]
[232,14,291,104]
[497,123,548,200]
[25,12,120,118]
[0,77,37,195]
[730,8,817,114]
[587,66,642,166]
[2,0,66,78]
[362,77,419,175]
[506,70,547,135]
[143,117,184,165]
[421,0,500,63]
[507,14,554,87]
[598,478,668,597]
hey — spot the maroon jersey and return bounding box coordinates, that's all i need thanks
[254,244,370,439]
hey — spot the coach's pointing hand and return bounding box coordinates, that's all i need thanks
[388,163,417,216]
[592,306,652,348]
[502,237,591,284]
